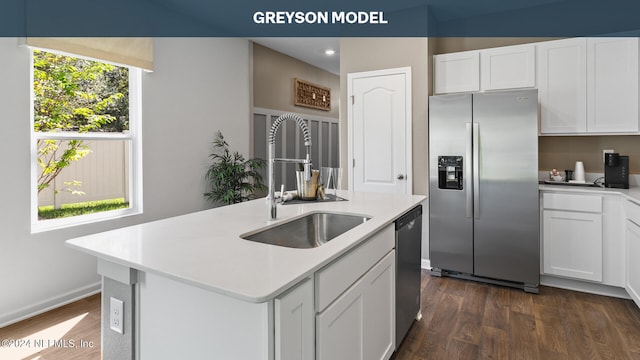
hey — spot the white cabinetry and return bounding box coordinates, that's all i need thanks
[537,38,587,134]
[315,224,395,360]
[602,195,625,287]
[275,278,314,360]
[587,38,639,133]
[538,37,639,134]
[317,252,395,360]
[433,51,480,94]
[434,44,535,94]
[480,44,536,91]
[542,192,603,282]
[624,201,640,308]
[541,191,625,287]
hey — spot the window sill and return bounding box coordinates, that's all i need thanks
[31,207,142,234]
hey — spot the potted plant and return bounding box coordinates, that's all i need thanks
[204,131,266,205]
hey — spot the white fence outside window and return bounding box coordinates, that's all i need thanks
[37,139,130,208]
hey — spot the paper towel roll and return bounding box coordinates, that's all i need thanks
[574,161,585,182]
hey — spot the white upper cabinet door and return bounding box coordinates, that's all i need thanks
[434,51,480,94]
[587,37,639,133]
[537,38,588,134]
[480,44,536,91]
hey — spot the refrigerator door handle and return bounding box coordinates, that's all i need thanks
[465,122,473,218]
[473,122,480,219]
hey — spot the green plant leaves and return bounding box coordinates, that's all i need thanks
[204,131,266,205]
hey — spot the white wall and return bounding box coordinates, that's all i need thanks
[0,37,252,326]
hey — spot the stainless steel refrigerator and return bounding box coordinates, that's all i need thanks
[429,89,539,293]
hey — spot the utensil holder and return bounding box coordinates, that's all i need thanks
[296,170,319,200]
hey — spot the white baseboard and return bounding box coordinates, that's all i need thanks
[420,263,631,299]
[0,282,101,328]
[421,258,431,270]
[540,275,630,299]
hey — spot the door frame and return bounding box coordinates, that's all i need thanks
[347,67,413,193]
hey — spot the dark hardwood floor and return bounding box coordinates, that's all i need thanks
[2,271,640,359]
[394,270,640,360]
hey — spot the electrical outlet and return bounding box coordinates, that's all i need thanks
[110,297,124,334]
[603,149,614,163]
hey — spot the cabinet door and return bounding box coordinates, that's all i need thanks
[602,195,625,287]
[538,38,587,134]
[587,37,639,133]
[363,252,395,360]
[543,210,603,281]
[316,252,395,360]
[275,278,314,360]
[316,277,365,360]
[626,219,640,308]
[480,44,536,91]
[434,51,480,94]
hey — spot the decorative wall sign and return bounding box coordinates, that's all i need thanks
[294,78,331,111]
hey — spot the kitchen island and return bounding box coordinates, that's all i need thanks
[66,191,425,360]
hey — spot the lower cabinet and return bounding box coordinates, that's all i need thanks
[540,191,640,310]
[316,251,395,360]
[542,192,603,282]
[275,278,314,360]
[543,210,603,281]
[625,205,640,308]
[276,223,397,360]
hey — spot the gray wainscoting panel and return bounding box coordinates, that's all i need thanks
[253,109,339,192]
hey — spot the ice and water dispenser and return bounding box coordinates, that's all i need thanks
[437,156,463,190]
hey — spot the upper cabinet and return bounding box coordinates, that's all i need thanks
[481,44,536,91]
[538,37,639,135]
[434,38,640,136]
[434,50,480,94]
[537,38,588,133]
[433,44,535,94]
[587,38,639,133]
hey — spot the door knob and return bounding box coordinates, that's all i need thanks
[397,174,405,180]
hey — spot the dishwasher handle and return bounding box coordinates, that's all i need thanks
[395,205,423,230]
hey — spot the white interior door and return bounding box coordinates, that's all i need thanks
[348,67,412,194]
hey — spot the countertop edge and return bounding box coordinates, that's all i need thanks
[539,184,640,205]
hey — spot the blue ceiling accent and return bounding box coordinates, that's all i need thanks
[2,0,640,37]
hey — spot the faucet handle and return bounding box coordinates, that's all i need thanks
[304,163,312,181]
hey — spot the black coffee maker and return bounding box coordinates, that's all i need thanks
[604,153,629,189]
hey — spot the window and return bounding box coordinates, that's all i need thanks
[31,48,142,232]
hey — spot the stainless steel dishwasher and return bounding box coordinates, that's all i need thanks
[395,205,423,347]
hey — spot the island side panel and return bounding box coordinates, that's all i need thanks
[98,259,138,360]
[138,271,273,360]
[102,277,136,360]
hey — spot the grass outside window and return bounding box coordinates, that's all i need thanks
[38,198,130,220]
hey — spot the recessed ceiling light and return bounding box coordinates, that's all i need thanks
[325,49,336,56]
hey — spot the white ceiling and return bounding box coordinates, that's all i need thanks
[250,38,340,75]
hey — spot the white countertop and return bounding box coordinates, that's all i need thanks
[66,191,425,303]
[539,183,640,205]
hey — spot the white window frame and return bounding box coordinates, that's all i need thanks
[30,48,143,233]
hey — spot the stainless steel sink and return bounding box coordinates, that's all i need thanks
[241,212,371,249]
